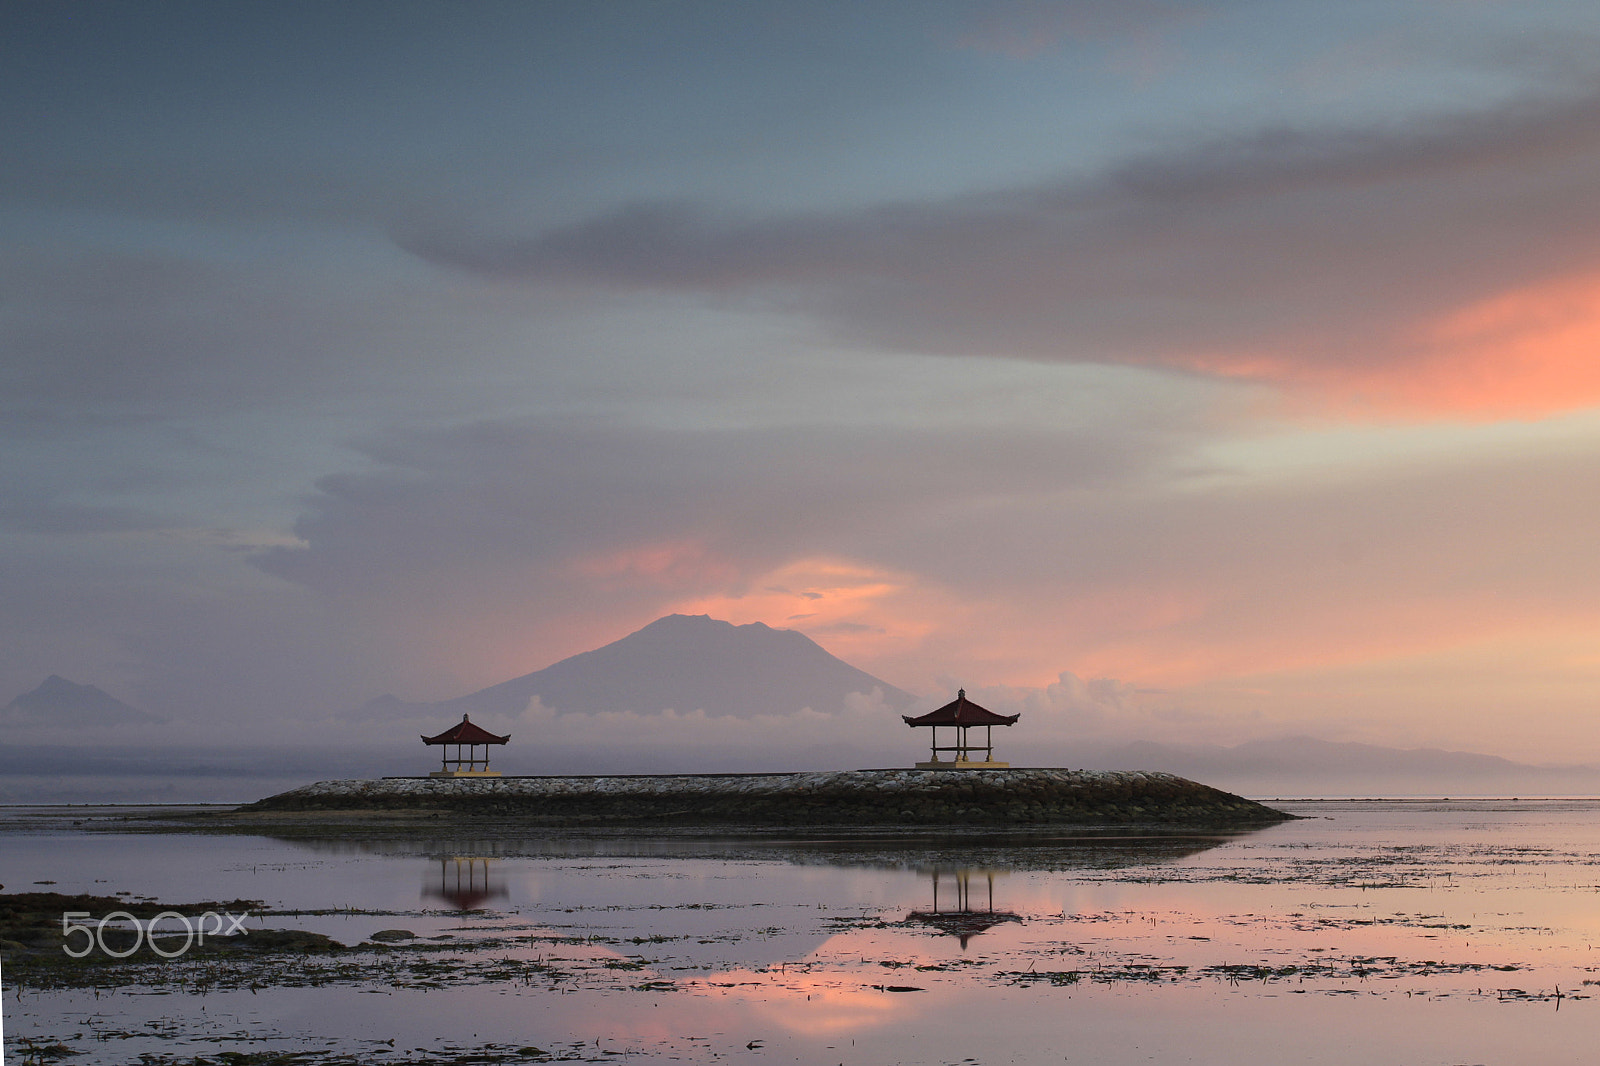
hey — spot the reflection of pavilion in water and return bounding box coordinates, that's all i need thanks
[905,867,1022,948]
[422,856,508,911]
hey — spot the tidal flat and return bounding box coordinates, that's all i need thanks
[4,799,1600,1064]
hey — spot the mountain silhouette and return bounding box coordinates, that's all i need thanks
[1066,734,1600,795]
[358,614,915,722]
[3,675,164,727]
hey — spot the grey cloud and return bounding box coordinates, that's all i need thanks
[953,0,1202,56]
[402,83,1600,376]
[0,242,577,419]
[252,414,1171,603]
[0,495,167,536]
[1,246,350,413]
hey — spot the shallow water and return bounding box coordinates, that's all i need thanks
[5,799,1600,1064]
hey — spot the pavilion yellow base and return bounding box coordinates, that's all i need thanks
[916,760,1009,770]
[429,769,502,778]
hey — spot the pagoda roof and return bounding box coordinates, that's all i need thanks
[902,689,1019,728]
[421,714,510,745]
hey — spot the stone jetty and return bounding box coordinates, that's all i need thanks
[242,768,1290,827]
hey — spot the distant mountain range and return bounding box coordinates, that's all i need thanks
[356,613,917,722]
[1066,735,1600,796]
[1,675,164,727]
[12,618,1600,799]
[1094,736,1534,776]
[345,615,1600,792]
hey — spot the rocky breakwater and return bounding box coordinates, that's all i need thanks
[241,769,1291,827]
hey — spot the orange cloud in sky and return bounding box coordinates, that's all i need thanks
[1394,271,1600,416]
[1060,584,1600,702]
[571,538,742,590]
[1166,625,1600,761]
[1181,270,1600,419]
[660,553,1563,697]
[669,555,962,668]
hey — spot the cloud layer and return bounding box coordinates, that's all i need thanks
[405,83,1600,415]
[240,402,1600,763]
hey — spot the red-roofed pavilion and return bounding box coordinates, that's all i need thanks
[903,689,1019,769]
[422,714,509,777]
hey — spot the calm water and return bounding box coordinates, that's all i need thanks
[5,799,1600,1064]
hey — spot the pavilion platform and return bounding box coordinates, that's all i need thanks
[236,768,1292,827]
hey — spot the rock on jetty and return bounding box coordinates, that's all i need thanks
[242,769,1290,826]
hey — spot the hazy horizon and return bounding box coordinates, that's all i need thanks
[7,612,1600,805]
[7,3,1600,777]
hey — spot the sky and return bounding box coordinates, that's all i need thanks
[7,0,1600,766]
